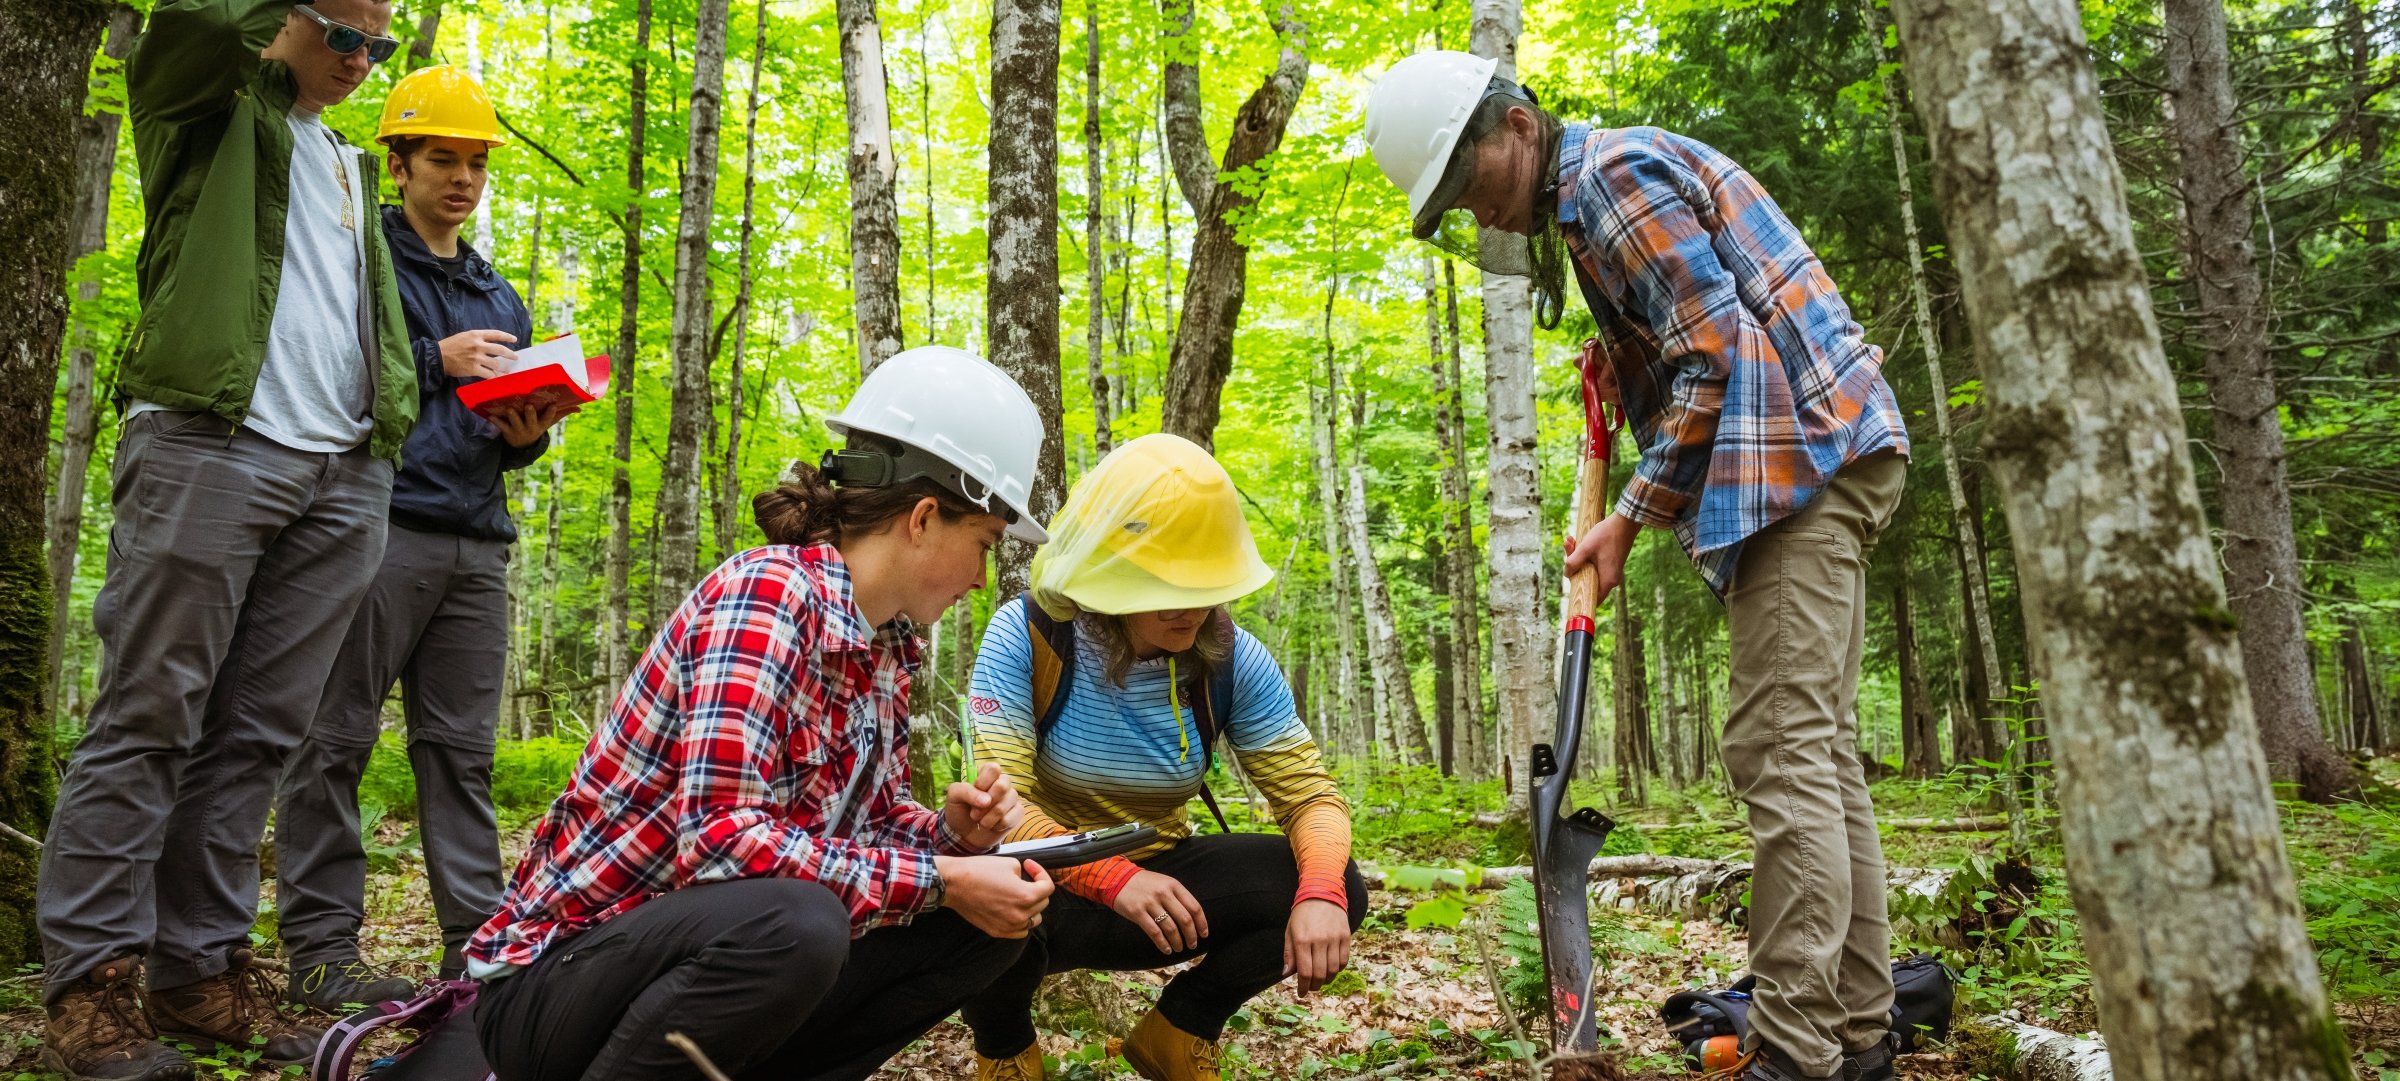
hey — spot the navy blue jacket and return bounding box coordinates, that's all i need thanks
[385,204,547,542]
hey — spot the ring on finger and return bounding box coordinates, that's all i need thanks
[1152,913,1171,923]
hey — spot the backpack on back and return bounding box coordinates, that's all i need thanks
[1020,593,1235,834]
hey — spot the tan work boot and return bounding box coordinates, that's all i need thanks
[148,949,323,1065]
[42,956,192,1081]
[976,1043,1046,1080]
[1121,1009,1220,1081]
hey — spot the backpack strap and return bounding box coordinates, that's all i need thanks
[1187,613,1238,834]
[1022,592,1078,740]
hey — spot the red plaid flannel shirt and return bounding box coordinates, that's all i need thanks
[465,544,978,969]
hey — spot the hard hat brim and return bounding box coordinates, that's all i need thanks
[377,127,510,148]
[1057,555,1275,616]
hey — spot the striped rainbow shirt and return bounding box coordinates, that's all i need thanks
[967,598,1351,909]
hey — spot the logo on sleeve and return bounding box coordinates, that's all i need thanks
[969,696,1001,716]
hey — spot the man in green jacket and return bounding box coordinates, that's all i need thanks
[35,2,415,1078]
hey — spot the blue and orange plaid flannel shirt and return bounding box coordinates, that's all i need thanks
[1557,124,1909,594]
[465,544,980,971]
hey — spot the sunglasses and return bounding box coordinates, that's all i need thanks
[295,5,401,64]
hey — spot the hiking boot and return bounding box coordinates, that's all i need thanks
[41,956,192,1081]
[976,1043,1045,1080]
[1705,1042,1831,1081]
[148,949,324,1065]
[1121,1010,1219,1081]
[1842,1034,1898,1081]
[287,957,415,1013]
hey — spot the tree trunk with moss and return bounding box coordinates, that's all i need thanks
[2159,0,2356,803]
[1889,0,2349,1075]
[987,0,1066,598]
[655,0,732,599]
[1,0,111,973]
[605,0,654,700]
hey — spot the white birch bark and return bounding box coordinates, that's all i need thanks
[1349,466,1434,763]
[838,0,904,375]
[1470,0,1549,811]
[1888,0,2349,1075]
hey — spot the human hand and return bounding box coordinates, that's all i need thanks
[1563,513,1642,605]
[942,763,1024,850]
[1282,899,1354,995]
[1109,869,1208,954]
[934,856,1053,939]
[439,329,518,379]
[485,401,575,447]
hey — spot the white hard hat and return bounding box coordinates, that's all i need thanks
[824,346,1052,543]
[1364,50,1499,236]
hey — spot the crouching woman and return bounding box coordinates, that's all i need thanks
[961,434,1369,1081]
[463,348,1056,1081]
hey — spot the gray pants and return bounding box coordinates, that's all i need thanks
[1722,451,1907,1077]
[276,523,510,977]
[38,411,392,1002]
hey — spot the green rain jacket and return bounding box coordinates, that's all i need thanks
[120,0,416,461]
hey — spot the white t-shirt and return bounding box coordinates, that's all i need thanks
[235,112,375,451]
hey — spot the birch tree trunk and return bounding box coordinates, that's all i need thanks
[605,0,655,697]
[45,2,140,712]
[1156,2,1308,450]
[1310,379,1361,753]
[1862,0,2008,757]
[1470,0,1548,812]
[655,0,732,599]
[1,0,110,972]
[1888,0,2349,1074]
[838,0,903,375]
[988,0,1067,597]
[1082,0,1111,455]
[1348,467,1433,763]
[2160,0,2357,803]
[716,0,766,559]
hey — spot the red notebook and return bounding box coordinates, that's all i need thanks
[456,333,612,419]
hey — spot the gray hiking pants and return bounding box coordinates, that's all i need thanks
[38,411,392,1002]
[276,523,510,978]
[1721,450,1907,1077]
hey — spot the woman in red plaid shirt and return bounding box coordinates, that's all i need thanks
[464,348,1060,1081]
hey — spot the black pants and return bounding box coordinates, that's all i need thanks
[474,877,1025,1081]
[961,833,1369,1057]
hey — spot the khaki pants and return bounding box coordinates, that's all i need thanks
[1721,450,1906,1076]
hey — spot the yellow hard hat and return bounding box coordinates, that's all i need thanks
[1029,434,1275,616]
[377,65,508,147]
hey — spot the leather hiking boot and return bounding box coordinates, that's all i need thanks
[287,957,414,1013]
[1843,1034,1898,1081]
[41,956,192,1081]
[976,1044,1046,1081]
[149,950,324,1065]
[1121,1010,1220,1081]
[1705,1042,1833,1081]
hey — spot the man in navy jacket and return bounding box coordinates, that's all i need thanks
[274,65,574,1009]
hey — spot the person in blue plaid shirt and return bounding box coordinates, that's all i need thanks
[1365,52,1913,1081]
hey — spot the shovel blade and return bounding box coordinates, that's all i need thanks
[1533,805,1615,1051]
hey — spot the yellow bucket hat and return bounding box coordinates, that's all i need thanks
[1029,434,1275,617]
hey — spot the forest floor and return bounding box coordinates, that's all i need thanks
[2,754,2395,1080]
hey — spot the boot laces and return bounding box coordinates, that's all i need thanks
[77,971,155,1047]
[229,959,302,1033]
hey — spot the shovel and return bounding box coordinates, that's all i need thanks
[1529,337,1624,1052]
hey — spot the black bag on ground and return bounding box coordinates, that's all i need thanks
[311,978,494,1081]
[1658,954,1955,1067]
